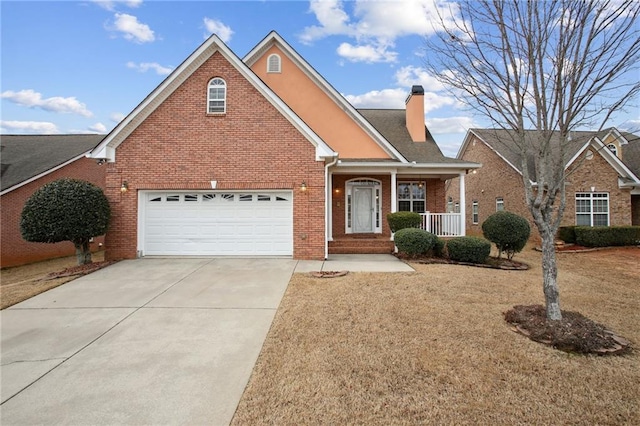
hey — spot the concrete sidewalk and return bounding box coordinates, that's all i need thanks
[295,254,414,273]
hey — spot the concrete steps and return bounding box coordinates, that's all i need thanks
[328,235,394,254]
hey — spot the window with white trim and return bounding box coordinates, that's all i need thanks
[576,192,609,226]
[472,201,479,224]
[496,197,504,211]
[207,77,226,113]
[397,181,426,213]
[607,143,618,157]
[267,54,281,73]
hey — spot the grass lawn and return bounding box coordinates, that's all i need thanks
[232,246,639,425]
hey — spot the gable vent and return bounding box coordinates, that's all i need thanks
[267,54,281,73]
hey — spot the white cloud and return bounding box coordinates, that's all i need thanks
[126,61,173,75]
[111,13,155,43]
[88,122,108,133]
[394,66,446,92]
[0,120,59,134]
[203,18,233,43]
[1,89,93,117]
[345,88,408,109]
[93,0,142,11]
[425,116,475,134]
[110,112,126,122]
[336,42,397,63]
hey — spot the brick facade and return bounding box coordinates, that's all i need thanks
[104,51,326,260]
[1,158,106,268]
[446,135,634,239]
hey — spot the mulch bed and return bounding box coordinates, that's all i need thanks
[310,270,349,278]
[396,253,529,270]
[42,260,117,280]
[504,304,632,355]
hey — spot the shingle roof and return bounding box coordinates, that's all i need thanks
[469,128,640,181]
[357,109,470,164]
[621,132,640,178]
[1,134,105,192]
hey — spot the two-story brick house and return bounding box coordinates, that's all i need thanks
[89,31,479,260]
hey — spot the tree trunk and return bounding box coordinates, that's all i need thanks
[74,239,92,265]
[540,230,562,320]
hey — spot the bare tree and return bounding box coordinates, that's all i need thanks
[426,0,640,320]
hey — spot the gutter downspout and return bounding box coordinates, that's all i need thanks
[325,156,339,259]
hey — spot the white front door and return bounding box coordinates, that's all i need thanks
[352,186,375,233]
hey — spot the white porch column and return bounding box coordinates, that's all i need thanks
[459,172,466,236]
[391,170,397,213]
[327,171,333,241]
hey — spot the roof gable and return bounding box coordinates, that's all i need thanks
[90,34,335,162]
[1,134,104,194]
[244,31,408,163]
[463,128,640,184]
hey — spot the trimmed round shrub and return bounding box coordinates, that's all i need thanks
[481,211,530,259]
[387,211,421,233]
[433,236,446,258]
[21,178,111,264]
[394,228,437,256]
[557,226,577,244]
[446,237,491,264]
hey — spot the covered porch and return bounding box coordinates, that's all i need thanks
[327,162,471,254]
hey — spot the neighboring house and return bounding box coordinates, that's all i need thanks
[446,128,640,237]
[89,31,479,261]
[1,135,106,268]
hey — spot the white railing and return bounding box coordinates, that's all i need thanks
[420,212,463,237]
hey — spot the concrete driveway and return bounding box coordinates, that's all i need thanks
[1,258,296,425]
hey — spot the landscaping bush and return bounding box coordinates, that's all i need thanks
[387,211,421,233]
[394,228,437,256]
[446,237,491,264]
[481,211,531,259]
[575,226,640,247]
[433,237,446,258]
[558,226,577,244]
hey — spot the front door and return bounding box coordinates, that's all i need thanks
[352,186,375,233]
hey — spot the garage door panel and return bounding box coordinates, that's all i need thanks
[143,191,293,256]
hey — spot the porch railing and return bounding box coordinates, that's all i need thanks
[420,212,463,237]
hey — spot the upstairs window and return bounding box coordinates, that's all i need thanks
[267,54,281,73]
[207,77,226,113]
[607,143,618,157]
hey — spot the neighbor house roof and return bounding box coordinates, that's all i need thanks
[620,132,640,178]
[1,134,105,194]
[358,109,471,165]
[465,128,640,184]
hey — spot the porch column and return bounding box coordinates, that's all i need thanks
[459,172,466,236]
[327,171,333,241]
[391,170,397,213]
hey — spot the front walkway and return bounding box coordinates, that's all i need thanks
[295,254,415,273]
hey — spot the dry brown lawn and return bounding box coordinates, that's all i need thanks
[0,251,105,309]
[232,247,640,425]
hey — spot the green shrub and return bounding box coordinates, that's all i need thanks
[446,237,491,264]
[21,178,111,265]
[433,237,446,258]
[481,211,530,259]
[558,226,577,244]
[575,226,640,247]
[387,211,421,233]
[394,228,437,256]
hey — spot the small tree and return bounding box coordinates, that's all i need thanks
[482,211,531,260]
[21,178,111,265]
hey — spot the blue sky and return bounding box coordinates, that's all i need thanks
[1,0,638,158]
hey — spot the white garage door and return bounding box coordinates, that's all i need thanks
[142,191,293,256]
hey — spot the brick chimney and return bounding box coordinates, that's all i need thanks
[405,85,426,142]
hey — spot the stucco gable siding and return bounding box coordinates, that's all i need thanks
[250,45,391,159]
